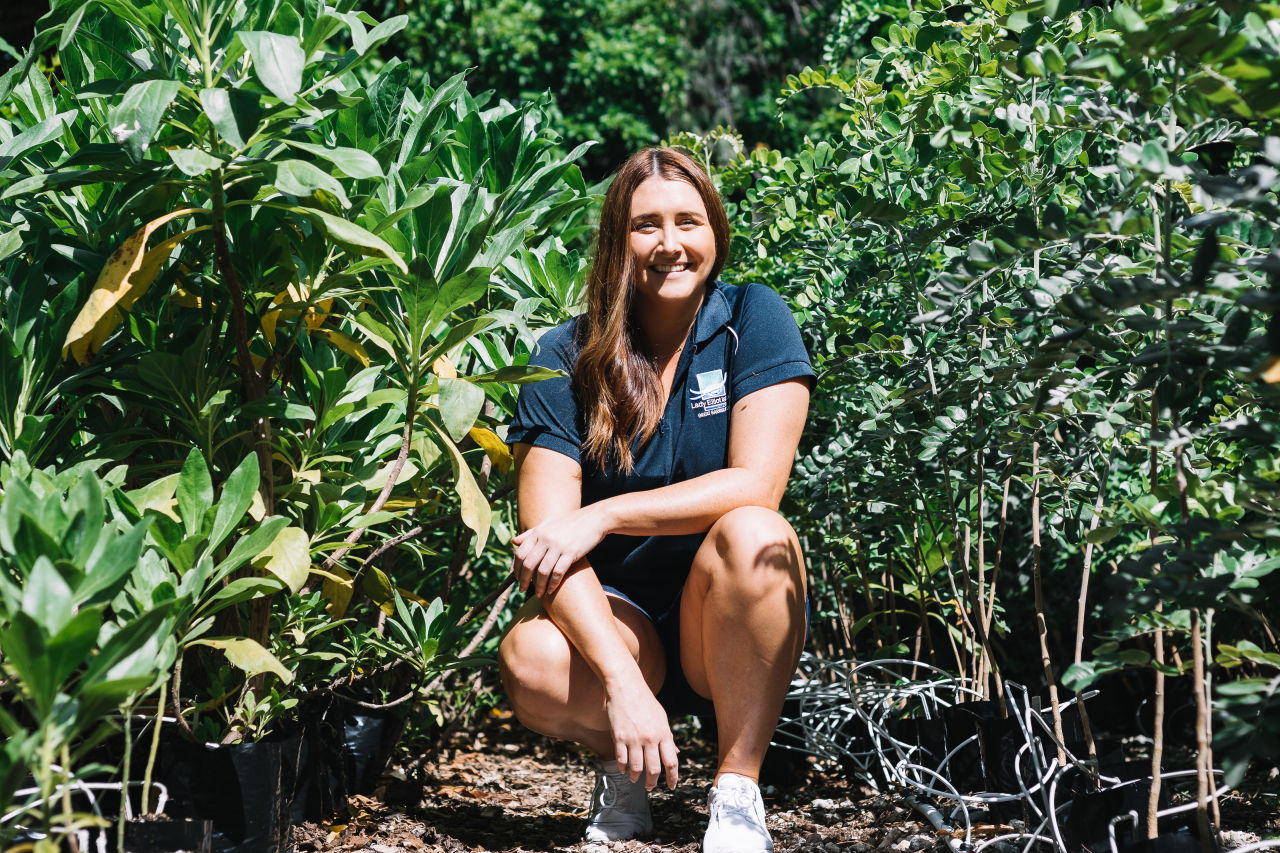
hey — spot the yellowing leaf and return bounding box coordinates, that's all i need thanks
[191,637,293,683]
[125,473,181,521]
[431,421,491,556]
[307,297,334,331]
[1261,355,1280,384]
[316,327,370,367]
[381,497,427,511]
[254,526,310,593]
[396,586,430,606]
[433,354,458,378]
[363,566,396,616]
[469,426,513,475]
[248,489,266,522]
[168,287,203,308]
[63,210,207,363]
[322,564,355,617]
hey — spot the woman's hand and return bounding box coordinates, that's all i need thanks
[512,505,611,597]
[604,675,679,790]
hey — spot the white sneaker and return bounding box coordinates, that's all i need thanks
[702,773,773,853]
[584,759,653,842]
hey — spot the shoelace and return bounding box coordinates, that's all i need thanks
[713,783,761,818]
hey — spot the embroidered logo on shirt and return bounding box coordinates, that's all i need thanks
[690,369,728,418]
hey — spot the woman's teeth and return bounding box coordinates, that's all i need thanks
[653,263,689,273]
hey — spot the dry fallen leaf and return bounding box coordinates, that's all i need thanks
[937,823,1016,839]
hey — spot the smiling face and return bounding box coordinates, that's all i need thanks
[627,176,718,311]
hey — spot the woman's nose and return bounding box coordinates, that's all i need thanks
[657,224,679,252]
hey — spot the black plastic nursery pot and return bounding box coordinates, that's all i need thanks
[339,701,408,797]
[115,817,214,853]
[289,694,411,824]
[156,727,303,853]
[289,697,349,826]
[1059,762,1200,853]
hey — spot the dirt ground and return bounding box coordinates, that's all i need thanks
[294,707,1279,853]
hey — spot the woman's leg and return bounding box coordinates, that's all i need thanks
[498,593,667,756]
[679,505,807,781]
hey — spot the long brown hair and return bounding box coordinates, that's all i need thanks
[574,148,731,473]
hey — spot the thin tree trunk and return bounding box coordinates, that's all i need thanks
[1149,623,1167,839]
[1191,607,1214,849]
[1075,470,1109,774]
[1031,439,1067,765]
[1148,393,1165,840]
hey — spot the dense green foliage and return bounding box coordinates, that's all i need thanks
[2,0,1280,845]
[364,0,840,177]
[711,0,1280,791]
[0,0,590,843]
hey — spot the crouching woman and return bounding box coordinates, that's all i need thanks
[498,147,812,853]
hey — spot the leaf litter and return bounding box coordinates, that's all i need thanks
[294,706,1280,853]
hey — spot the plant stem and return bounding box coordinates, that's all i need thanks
[119,705,132,853]
[321,377,420,588]
[1191,607,1214,850]
[1031,439,1067,765]
[142,678,167,816]
[1148,386,1165,840]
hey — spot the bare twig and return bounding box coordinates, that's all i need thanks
[1031,439,1068,765]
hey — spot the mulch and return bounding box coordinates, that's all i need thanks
[293,707,1279,853]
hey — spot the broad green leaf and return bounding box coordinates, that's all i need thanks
[351,310,403,361]
[284,140,383,179]
[208,454,260,551]
[176,448,213,537]
[191,637,293,683]
[198,87,262,149]
[167,147,224,176]
[239,31,305,105]
[1085,525,1119,545]
[0,109,77,167]
[438,377,485,443]
[275,159,350,208]
[294,207,408,273]
[22,557,74,636]
[126,473,180,520]
[205,576,285,609]
[212,516,290,582]
[363,15,408,55]
[78,520,150,606]
[429,266,491,332]
[464,364,565,384]
[108,79,181,161]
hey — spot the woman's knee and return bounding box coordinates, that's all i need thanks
[696,506,805,590]
[498,618,573,717]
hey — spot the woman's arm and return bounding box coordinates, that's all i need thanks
[512,445,680,789]
[512,378,810,582]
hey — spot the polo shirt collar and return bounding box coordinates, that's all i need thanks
[693,281,731,347]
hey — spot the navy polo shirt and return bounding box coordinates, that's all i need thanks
[507,280,815,617]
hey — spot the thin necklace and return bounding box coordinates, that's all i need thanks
[653,340,686,361]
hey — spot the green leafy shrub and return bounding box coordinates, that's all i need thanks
[0,0,592,835]
[712,0,1280,794]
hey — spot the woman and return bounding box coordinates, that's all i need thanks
[499,147,812,853]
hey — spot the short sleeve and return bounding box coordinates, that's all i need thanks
[729,284,816,400]
[507,322,583,463]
